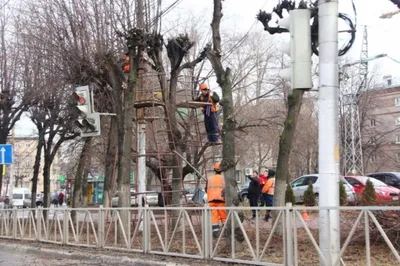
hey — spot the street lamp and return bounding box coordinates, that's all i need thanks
[380,9,400,19]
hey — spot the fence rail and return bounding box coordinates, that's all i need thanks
[0,205,399,266]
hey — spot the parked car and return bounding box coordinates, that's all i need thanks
[366,172,400,189]
[112,189,137,207]
[112,190,160,207]
[344,176,400,204]
[12,188,32,208]
[290,174,356,204]
[237,179,250,202]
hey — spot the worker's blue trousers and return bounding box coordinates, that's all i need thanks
[204,112,219,142]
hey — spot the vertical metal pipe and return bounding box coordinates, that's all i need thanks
[286,203,294,266]
[318,1,341,265]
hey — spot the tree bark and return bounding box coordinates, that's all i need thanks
[31,133,44,208]
[72,138,92,220]
[103,116,118,208]
[274,90,304,209]
[208,0,243,248]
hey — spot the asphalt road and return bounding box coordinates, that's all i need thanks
[0,247,136,266]
[0,248,94,265]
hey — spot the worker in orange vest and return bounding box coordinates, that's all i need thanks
[123,54,130,73]
[205,162,226,238]
[195,83,221,144]
[261,169,275,222]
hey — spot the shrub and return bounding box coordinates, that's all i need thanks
[339,181,347,206]
[362,179,376,205]
[285,184,296,205]
[303,181,316,206]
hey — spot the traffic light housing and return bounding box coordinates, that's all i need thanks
[72,86,101,137]
[278,9,312,90]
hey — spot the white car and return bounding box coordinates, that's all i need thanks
[112,189,137,207]
[112,190,160,207]
[290,174,356,204]
[12,188,32,208]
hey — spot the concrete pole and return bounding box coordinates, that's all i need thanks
[136,0,146,231]
[318,1,340,265]
[137,123,147,203]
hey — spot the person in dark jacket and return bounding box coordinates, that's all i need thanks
[195,83,221,143]
[247,171,261,219]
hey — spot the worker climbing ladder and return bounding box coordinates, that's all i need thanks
[131,72,223,208]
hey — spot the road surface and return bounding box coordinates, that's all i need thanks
[0,245,136,266]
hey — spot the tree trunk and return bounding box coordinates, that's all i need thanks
[42,158,52,219]
[82,168,89,207]
[31,134,44,208]
[208,0,243,249]
[274,90,304,213]
[72,138,92,220]
[103,116,118,208]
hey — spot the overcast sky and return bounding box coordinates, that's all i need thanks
[14,0,400,136]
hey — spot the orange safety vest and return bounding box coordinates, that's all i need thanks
[207,174,225,202]
[200,94,219,113]
[262,178,275,195]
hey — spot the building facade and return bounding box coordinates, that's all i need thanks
[362,78,400,173]
[2,137,61,195]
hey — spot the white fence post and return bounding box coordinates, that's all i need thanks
[62,209,69,244]
[286,203,294,266]
[12,207,17,239]
[98,205,104,248]
[36,208,41,241]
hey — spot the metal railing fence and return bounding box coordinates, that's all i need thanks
[0,204,399,266]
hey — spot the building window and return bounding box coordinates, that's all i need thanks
[370,154,377,162]
[397,153,400,162]
[396,135,400,144]
[396,97,400,107]
[25,143,31,148]
[370,119,376,127]
[235,170,241,183]
[396,117,400,126]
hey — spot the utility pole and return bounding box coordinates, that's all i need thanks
[136,0,147,227]
[318,1,340,265]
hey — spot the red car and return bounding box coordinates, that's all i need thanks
[344,176,400,204]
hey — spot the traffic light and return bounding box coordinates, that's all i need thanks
[72,86,101,137]
[278,9,312,90]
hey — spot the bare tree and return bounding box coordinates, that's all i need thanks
[0,1,33,196]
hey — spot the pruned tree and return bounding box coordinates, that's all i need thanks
[257,1,313,213]
[0,1,34,196]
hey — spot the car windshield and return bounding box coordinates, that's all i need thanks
[393,173,400,178]
[358,176,387,187]
[13,194,23,199]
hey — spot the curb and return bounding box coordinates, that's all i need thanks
[0,243,188,266]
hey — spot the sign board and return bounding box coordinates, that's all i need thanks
[0,144,13,165]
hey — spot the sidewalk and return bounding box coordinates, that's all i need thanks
[0,239,233,266]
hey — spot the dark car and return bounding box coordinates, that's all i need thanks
[237,179,250,202]
[366,172,400,189]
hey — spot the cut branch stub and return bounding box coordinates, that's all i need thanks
[167,34,195,70]
[126,28,147,48]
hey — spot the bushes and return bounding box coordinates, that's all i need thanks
[285,184,296,205]
[303,182,316,206]
[339,181,347,206]
[362,179,376,205]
